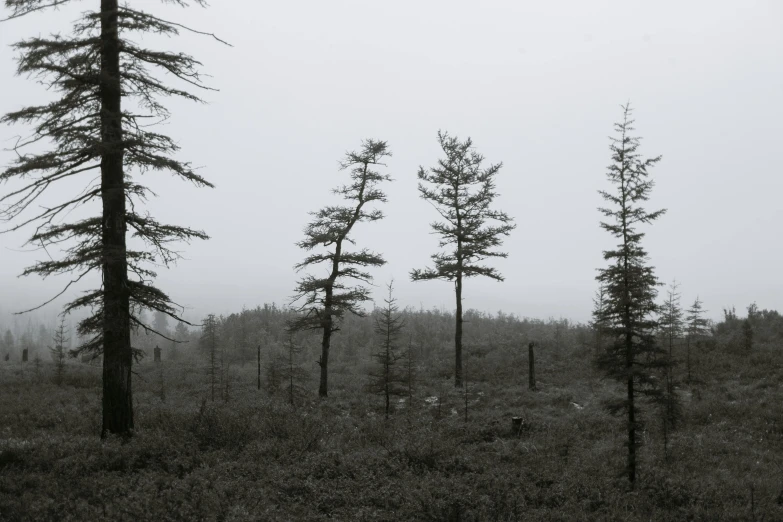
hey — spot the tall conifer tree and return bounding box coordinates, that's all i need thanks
[595,103,669,487]
[411,131,515,387]
[289,140,391,397]
[1,0,223,437]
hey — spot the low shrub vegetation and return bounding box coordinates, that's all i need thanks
[1,338,781,521]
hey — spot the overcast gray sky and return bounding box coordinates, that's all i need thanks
[1,0,781,326]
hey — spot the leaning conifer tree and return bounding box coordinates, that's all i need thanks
[595,103,669,487]
[289,140,391,397]
[411,131,515,387]
[0,0,224,437]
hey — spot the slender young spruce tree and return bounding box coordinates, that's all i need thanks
[367,281,408,419]
[591,284,609,354]
[595,103,670,487]
[279,335,309,408]
[289,140,391,397]
[658,280,684,460]
[684,297,709,384]
[50,318,70,385]
[411,131,515,387]
[200,314,219,402]
[0,1,224,437]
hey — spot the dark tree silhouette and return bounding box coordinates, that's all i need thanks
[0,1,224,437]
[411,131,515,387]
[367,281,408,419]
[289,139,391,397]
[200,314,220,402]
[279,335,309,407]
[595,103,669,488]
[684,297,709,384]
[742,319,754,352]
[591,284,609,354]
[658,280,684,460]
[50,319,70,385]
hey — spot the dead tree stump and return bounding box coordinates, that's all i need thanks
[154,345,161,363]
[511,416,524,436]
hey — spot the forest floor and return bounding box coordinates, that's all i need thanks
[0,344,782,521]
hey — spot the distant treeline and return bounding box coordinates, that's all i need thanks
[126,301,782,367]
[3,301,780,366]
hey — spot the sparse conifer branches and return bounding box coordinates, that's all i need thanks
[660,280,684,357]
[279,335,309,407]
[591,284,609,353]
[367,281,408,418]
[658,280,684,458]
[289,139,391,397]
[685,297,709,384]
[411,131,515,387]
[742,317,754,352]
[595,103,668,487]
[50,318,70,385]
[1,0,222,437]
[200,314,220,402]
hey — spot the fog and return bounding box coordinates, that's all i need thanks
[1,0,781,326]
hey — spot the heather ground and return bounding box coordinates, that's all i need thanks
[1,342,781,521]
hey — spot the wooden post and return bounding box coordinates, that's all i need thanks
[153,345,161,362]
[528,342,536,391]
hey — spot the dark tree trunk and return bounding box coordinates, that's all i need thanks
[626,330,636,487]
[100,0,133,439]
[257,344,261,391]
[319,309,331,398]
[153,346,161,362]
[528,342,536,391]
[289,352,294,406]
[686,338,692,385]
[22,348,28,363]
[454,274,463,388]
[464,357,468,422]
[385,379,390,420]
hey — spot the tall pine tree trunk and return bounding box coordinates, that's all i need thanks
[100,0,133,438]
[454,273,463,388]
[319,289,332,397]
[626,330,636,486]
